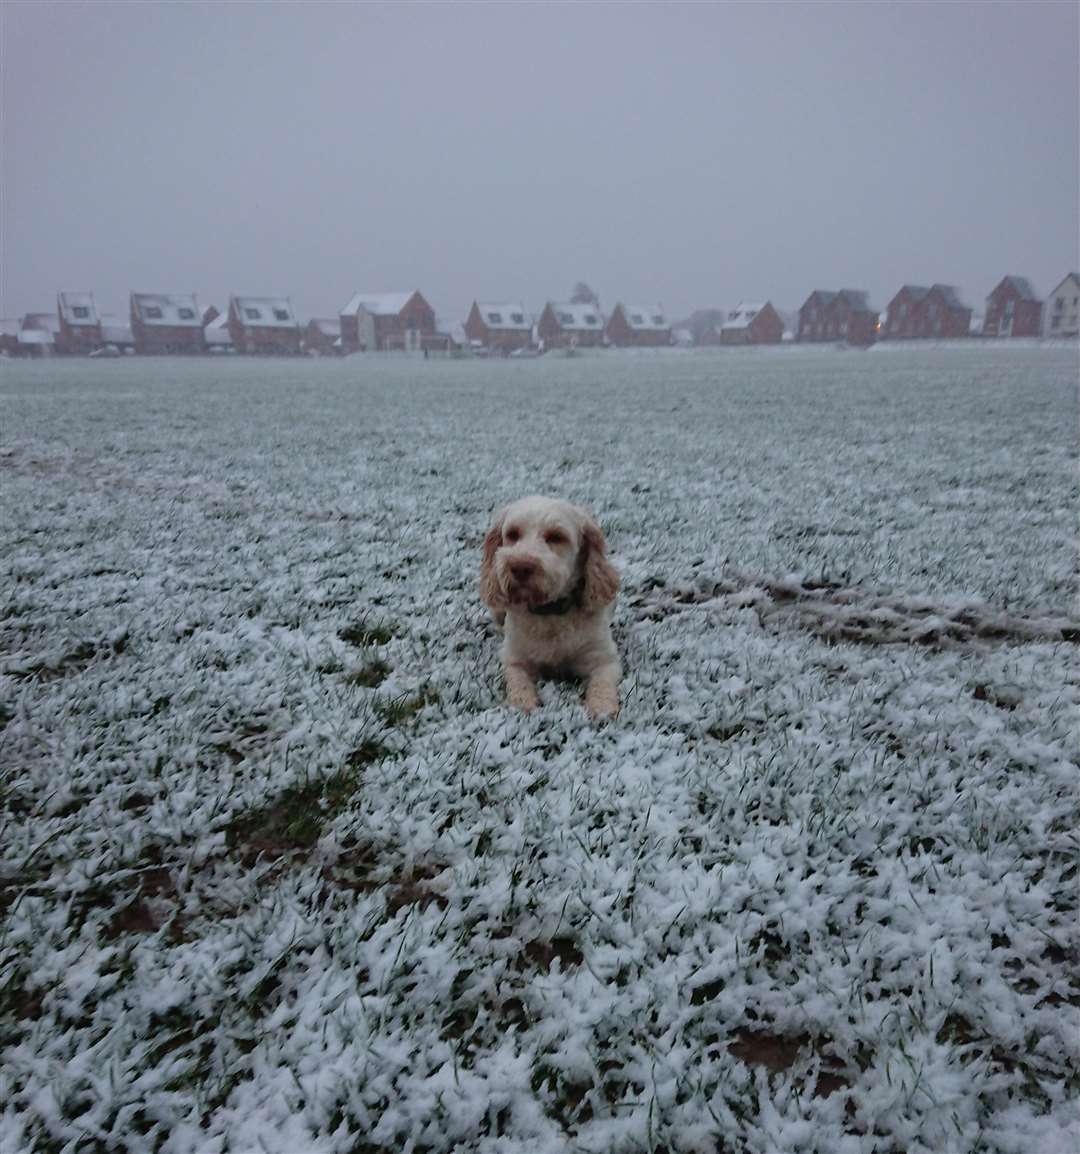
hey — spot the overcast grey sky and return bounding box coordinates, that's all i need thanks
[2,0,1076,324]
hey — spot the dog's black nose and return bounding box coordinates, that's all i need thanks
[510,560,537,583]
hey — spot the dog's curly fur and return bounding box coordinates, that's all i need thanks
[480,495,621,717]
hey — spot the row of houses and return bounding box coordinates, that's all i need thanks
[4,274,1078,358]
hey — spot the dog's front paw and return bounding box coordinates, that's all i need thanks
[510,691,540,713]
[585,687,619,721]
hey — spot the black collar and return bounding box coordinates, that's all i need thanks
[527,582,584,617]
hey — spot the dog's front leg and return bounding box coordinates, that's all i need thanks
[584,661,620,719]
[505,662,540,712]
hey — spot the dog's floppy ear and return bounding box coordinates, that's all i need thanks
[579,510,619,609]
[479,509,508,609]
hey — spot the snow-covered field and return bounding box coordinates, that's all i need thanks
[1,344,1078,1154]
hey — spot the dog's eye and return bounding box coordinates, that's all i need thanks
[544,530,568,546]
[504,528,520,544]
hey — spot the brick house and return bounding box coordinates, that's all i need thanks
[797,289,877,345]
[0,319,18,356]
[605,303,671,347]
[339,291,436,352]
[57,292,103,354]
[130,293,206,354]
[303,318,342,355]
[536,301,606,349]
[1044,273,1080,338]
[227,296,302,355]
[464,301,532,352]
[982,276,1043,338]
[702,301,783,346]
[881,285,971,340]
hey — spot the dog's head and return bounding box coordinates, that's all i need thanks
[480,495,619,612]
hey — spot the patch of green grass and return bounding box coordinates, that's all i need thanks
[338,618,396,647]
[343,659,391,688]
[375,686,440,725]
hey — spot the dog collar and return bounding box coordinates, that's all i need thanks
[527,582,584,617]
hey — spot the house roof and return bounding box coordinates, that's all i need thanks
[722,302,770,330]
[231,296,298,329]
[131,293,202,327]
[932,284,968,310]
[836,289,874,314]
[1048,272,1080,297]
[998,276,1040,302]
[615,303,669,331]
[804,290,837,309]
[547,301,604,330]
[309,318,341,337]
[58,292,99,326]
[204,313,232,345]
[23,313,61,334]
[898,285,931,303]
[340,291,416,317]
[100,319,134,345]
[18,328,53,345]
[475,302,530,331]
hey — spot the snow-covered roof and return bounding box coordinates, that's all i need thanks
[18,328,53,345]
[476,302,530,331]
[547,301,604,330]
[132,293,202,327]
[722,302,769,331]
[100,320,134,345]
[23,313,61,334]
[309,318,341,337]
[999,276,1040,303]
[340,292,416,317]
[204,314,232,346]
[616,304,669,331]
[58,292,99,327]
[231,296,298,329]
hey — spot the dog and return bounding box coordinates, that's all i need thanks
[480,495,621,718]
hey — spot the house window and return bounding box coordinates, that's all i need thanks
[144,306,163,319]
[178,307,196,320]
[510,312,524,324]
[273,308,290,322]
[73,306,90,319]
[558,312,575,325]
[652,315,664,326]
[808,307,817,322]
[1056,296,1065,310]
[244,308,261,320]
[898,302,907,319]
[583,314,597,326]
[631,313,644,324]
[1051,316,1061,330]
[487,312,503,325]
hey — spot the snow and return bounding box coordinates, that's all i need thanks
[722,302,768,331]
[57,292,99,327]
[615,304,669,332]
[231,296,298,330]
[548,301,604,330]
[340,291,416,317]
[1,343,1078,1152]
[131,293,202,327]
[475,302,531,331]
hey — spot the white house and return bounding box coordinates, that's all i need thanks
[1045,273,1080,338]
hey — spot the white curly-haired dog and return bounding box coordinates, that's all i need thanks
[480,495,621,718]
